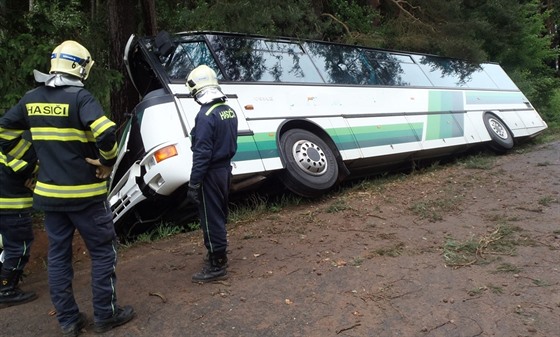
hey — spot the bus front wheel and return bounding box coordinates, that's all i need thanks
[483,113,514,154]
[279,129,339,198]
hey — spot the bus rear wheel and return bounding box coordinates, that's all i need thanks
[279,129,339,198]
[483,112,514,154]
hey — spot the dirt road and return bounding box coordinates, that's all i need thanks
[2,140,559,337]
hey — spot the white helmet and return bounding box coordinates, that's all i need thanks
[186,65,220,96]
[50,40,94,80]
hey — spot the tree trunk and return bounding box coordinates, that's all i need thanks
[107,0,139,132]
[141,0,157,35]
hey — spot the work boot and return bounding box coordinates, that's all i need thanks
[93,305,135,333]
[0,269,37,307]
[61,312,87,337]
[192,251,228,283]
[203,251,229,268]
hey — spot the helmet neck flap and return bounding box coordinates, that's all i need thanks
[194,87,226,105]
[34,70,84,87]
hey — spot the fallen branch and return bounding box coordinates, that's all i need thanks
[336,323,361,334]
[149,292,167,303]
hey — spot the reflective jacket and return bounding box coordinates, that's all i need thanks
[0,131,38,214]
[0,85,117,211]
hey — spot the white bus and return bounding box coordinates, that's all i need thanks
[109,31,548,238]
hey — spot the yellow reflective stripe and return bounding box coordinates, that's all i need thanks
[8,157,27,172]
[35,181,108,198]
[0,197,33,209]
[30,127,95,142]
[0,153,27,172]
[90,116,116,138]
[205,103,226,116]
[100,142,118,161]
[0,127,24,141]
[8,138,32,159]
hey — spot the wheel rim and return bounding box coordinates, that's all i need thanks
[488,117,508,140]
[291,139,327,176]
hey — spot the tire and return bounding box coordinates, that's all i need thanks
[279,129,339,197]
[483,113,514,154]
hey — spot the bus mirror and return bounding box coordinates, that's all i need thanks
[154,31,176,59]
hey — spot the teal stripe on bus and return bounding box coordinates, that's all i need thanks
[427,91,464,140]
[234,133,278,161]
[327,130,358,151]
[234,122,426,162]
[348,123,423,148]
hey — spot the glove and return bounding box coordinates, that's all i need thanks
[186,183,200,206]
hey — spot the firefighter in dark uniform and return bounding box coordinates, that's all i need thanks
[186,65,238,283]
[0,40,134,336]
[0,130,38,307]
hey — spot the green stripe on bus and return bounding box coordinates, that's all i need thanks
[234,133,278,161]
[234,122,426,162]
[427,91,464,140]
[341,123,423,148]
[327,130,358,151]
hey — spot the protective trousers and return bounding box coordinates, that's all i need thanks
[0,212,34,272]
[44,201,118,327]
[198,166,231,254]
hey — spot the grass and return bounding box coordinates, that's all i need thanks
[536,161,552,167]
[133,222,184,244]
[493,262,522,274]
[409,191,463,222]
[326,198,350,213]
[443,223,520,268]
[349,172,406,193]
[351,256,364,266]
[369,242,405,257]
[228,193,305,223]
[458,153,496,170]
[538,195,558,207]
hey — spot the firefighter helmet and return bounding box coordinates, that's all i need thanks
[50,40,94,80]
[186,65,219,97]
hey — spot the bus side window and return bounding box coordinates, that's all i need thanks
[164,42,222,81]
[305,43,384,86]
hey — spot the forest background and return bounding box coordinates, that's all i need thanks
[1,0,559,133]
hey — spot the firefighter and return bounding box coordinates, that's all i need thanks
[0,40,134,336]
[0,130,38,307]
[185,65,238,282]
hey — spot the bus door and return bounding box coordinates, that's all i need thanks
[417,89,474,152]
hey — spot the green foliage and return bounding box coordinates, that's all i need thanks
[1,0,559,125]
[319,0,383,45]
[537,86,560,126]
[464,0,559,122]
[0,0,124,113]
[0,34,51,111]
[378,0,486,61]
[157,0,324,39]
